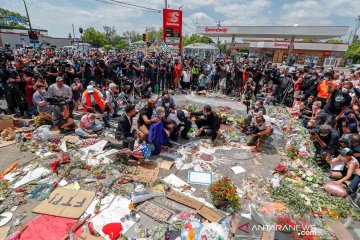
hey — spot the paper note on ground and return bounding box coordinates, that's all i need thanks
[12,167,51,189]
[160,160,174,170]
[163,174,196,193]
[231,166,246,174]
[188,171,213,185]
[91,197,139,237]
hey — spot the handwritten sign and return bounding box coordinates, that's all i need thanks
[32,188,95,219]
[166,191,203,210]
[139,201,172,222]
[197,205,225,222]
[124,163,159,183]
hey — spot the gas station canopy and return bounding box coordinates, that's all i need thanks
[196,26,349,39]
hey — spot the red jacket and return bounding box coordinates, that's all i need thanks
[174,63,182,78]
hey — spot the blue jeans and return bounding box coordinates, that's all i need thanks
[349,175,360,191]
[75,124,103,137]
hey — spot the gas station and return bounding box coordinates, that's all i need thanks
[196,25,350,66]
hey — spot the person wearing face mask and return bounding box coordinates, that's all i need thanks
[105,83,119,118]
[350,134,360,163]
[32,83,51,114]
[191,105,221,142]
[325,81,353,125]
[148,107,171,155]
[115,104,139,150]
[310,124,340,157]
[247,115,273,152]
[137,99,160,141]
[316,72,337,106]
[75,113,104,138]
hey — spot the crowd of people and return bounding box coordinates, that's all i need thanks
[1,46,360,209]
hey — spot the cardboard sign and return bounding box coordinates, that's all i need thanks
[0,226,10,239]
[124,164,159,183]
[78,231,104,240]
[139,201,172,222]
[166,191,203,210]
[197,205,225,222]
[0,116,14,131]
[329,221,354,240]
[32,188,95,219]
[160,160,174,170]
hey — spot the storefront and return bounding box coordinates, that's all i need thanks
[249,41,348,66]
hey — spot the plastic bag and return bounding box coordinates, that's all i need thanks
[323,181,347,197]
[33,125,52,142]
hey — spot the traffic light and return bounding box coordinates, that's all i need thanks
[142,33,146,42]
[146,33,149,43]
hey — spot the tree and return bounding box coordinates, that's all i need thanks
[182,34,213,47]
[113,36,128,50]
[0,8,28,28]
[123,30,142,42]
[345,42,360,64]
[103,26,117,43]
[81,27,108,47]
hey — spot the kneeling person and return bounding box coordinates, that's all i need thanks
[115,104,138,150]
[168,107,192,140]
[247,115,273,152]
[192,105,220,141]
[53,102,76,131]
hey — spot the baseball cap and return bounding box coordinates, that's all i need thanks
[339,148,353,156]
[87,85,94,93]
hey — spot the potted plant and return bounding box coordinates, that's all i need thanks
[209,177,240,212]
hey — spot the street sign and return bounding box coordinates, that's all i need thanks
[163,9,182,52]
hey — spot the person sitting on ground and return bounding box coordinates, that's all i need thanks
[52,101,77,132]
[287,95,305,116]
[325,148,359,191]
[349,134,360,163]
[115,104,139,150]
[82,85,110,128]
[191,105,220,142]
[252,100,267,116]
[247,115,273,152]
[302,101,323,128]
[335,112,358,137]
[75,113,104,138]
[137,98,160,141]
[148,107,171,155]
[168,106,192,140]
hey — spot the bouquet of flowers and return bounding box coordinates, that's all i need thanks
[34,113,52,127]
[209,177,240,212]
[273,163,288,175]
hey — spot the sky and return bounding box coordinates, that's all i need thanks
[1,0,359,40]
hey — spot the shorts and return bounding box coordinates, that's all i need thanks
[219,78,226,88]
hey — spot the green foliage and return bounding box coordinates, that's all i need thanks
[113,36,128,50]
[302,39,318,43]
[325,39,343,44]
[81,27,108,47]
[103,26,117,44]
[182,34,213,47]
[239,48,249,53]
[103,44,113,51]
[0,8,28,28]
[345,42,360,63]
[123,30,142,42]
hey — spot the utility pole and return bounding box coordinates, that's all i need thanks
[217,20,223,53]
[22,0,33,43]
[165,0,167,9]
[352,15,360,43]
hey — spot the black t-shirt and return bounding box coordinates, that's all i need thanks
[325,89,352,115]
[49,66,58,84]
[137,106,154,127]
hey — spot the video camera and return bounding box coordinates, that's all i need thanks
[45,96,72,105]
[245,125,260,135]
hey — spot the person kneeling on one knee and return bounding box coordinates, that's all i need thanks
[191,105,220,141]
[247,115,273,152]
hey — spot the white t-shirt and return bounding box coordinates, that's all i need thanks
[183,71,191,83]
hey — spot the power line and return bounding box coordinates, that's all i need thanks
[108,0,161,13]
[94,0,161,13]
[183,23,195,30]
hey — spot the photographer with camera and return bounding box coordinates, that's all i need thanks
[310,124,340,157]
[52,99,77,132]
[32,83,51,114]
[243,78,256,113]
[61,62,75,86]
[71,78,83,111]
[143,52,158,92]
[48,77,74,114]
[246,115,273,152]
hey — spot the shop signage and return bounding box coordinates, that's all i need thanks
[163,9,182,50]
[204,27,228,33]
[273,42,290,48]
[323,51,331,57]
